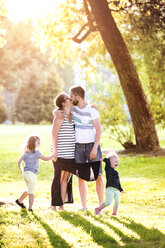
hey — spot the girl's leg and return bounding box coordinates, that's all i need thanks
[60,170,71,204]
[95,187,114,214]
[29,194,34,210]
[18,191,28,203]
[112,190,119,215]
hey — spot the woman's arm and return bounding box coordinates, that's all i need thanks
[51,116,63,162]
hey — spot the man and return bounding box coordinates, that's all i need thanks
[69,86,104,210]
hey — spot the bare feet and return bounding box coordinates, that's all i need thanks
[59,205,64,211]
[51,206,56,211]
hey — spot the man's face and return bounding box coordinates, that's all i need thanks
[110,156,119,169]
[70,91,79,106]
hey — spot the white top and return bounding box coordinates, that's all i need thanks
[72,105,100,143]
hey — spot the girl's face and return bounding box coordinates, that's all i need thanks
[35,138,40,148]
[110,156,119,169]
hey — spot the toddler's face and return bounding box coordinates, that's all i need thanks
[110,156,119,169]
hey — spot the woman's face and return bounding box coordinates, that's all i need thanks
[62,95,73,109]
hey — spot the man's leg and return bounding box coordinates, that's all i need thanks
[78,178,88,209]
[96,174,104,205]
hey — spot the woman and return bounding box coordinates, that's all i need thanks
[51,93,76,210]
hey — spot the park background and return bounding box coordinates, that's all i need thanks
[0,0,165,247]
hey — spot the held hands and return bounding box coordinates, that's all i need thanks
[52,153,57,162]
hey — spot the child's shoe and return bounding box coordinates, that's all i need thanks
[15,199,26,208]
[95,207,101,215]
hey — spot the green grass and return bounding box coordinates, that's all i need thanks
[0,124,165,248]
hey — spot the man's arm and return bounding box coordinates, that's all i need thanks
[53,109,65,120]
[89,117,101,160]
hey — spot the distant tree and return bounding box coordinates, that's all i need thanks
[0,87,7,123]
[15,73,62,124]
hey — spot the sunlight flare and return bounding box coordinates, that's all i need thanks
[6,0,58,23]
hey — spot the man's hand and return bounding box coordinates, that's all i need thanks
[89,147,97,160]
[91,104,98,111]
[53,109,65,120]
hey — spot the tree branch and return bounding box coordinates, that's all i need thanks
[72,1,98,43]
[72,29,91,43]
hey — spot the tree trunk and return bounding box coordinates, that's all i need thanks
[87,0,160,151]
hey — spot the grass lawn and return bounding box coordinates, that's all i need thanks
[0,124,165,248]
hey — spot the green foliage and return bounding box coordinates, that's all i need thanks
[15,75,62,124]
[114,1,165,127]
[90,84,135,148]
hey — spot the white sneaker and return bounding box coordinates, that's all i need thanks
[78,206,87,211]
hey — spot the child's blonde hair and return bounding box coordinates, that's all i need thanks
[107,151,119,160]
[24,136,40,153]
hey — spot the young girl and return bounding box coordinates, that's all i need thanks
[16,135,56,212]
[95,152,124,215]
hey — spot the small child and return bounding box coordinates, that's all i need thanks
[16,135,56,212]
[95,151,123,215]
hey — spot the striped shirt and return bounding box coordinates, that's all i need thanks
[51,115,75,159]
[72,105,100,143]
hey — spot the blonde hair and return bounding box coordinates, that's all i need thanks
[107,151,119,160]
[24,136,40,153]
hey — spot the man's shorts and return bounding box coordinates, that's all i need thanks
[23,171,37,194]
[75,143,102,174]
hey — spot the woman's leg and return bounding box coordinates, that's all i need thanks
[60,170,71,203]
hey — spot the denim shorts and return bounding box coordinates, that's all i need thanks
[75,143,102,174]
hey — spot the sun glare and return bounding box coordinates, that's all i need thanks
[6,0,58,23]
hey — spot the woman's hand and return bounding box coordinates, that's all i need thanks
[52,153,57,162]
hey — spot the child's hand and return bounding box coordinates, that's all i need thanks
[20,170,23,176]
[121,191,124,194]
[100,158,103,162]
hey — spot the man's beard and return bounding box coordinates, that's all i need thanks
[72,99,79,106]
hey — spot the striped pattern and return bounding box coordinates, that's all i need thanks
[51,115,75,159]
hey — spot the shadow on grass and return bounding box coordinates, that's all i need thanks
[20,209,71,248]
[89,213,165,247]
[59,211,118,248]
[114,216,165,242]
[88,213,133,243]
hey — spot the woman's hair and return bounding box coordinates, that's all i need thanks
[70,86,85,99]
[54,92,67,110]
[24,136,40,153]
[107,151,119,160]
